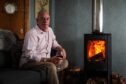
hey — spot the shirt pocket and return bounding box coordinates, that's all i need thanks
[36,35,47,51]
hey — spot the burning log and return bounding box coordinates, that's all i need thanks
[90,52,104,62]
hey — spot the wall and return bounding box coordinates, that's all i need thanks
[54,0,126,76]
[29,0,36,28]
[55,0,91,68]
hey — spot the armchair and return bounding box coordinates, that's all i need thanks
[0,29,68,84]
[0,29,44,84]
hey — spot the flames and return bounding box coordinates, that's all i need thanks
[87,40,105,61]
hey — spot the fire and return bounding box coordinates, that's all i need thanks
[87,40,105,61]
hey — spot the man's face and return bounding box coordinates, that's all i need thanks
[37,12,50,31]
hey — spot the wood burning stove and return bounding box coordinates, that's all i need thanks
[84,33,111,84]
[83,0,112,83]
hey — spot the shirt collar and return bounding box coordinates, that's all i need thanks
[35,25,49,34]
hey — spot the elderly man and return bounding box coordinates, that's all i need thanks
[19,10,68,84]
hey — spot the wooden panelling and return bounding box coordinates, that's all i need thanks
[0,0,29,39]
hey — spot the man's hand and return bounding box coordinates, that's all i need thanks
[55,47,66,59]
[50,56,63,65]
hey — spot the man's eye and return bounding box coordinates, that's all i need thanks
[38,17,50,20]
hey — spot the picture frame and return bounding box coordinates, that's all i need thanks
[35,0,49,18]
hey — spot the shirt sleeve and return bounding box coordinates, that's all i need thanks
[22,31,41,62]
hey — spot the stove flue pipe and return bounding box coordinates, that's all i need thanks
[92,0,103,33]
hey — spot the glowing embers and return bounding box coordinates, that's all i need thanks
[87,40,105,62]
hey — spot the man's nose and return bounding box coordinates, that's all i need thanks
[43,18,48,22]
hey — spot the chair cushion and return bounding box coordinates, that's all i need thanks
[10,40,23,68]
[0,68,44,84]
[0,29,16,68]
[0,51,12,67]
[0,29,16,51]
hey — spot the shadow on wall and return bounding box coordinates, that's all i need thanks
[62,40,77,67]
